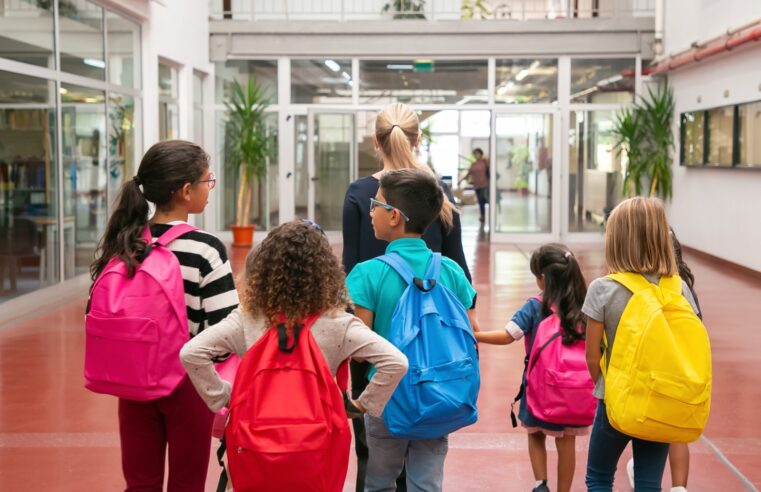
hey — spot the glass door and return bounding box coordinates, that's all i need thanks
[306,110,356,231]
[490,109,560,242]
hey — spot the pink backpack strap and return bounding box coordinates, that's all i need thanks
[155,223,199,246]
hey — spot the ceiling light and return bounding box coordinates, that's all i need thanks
[59,88,68,94]
[341,71,352,81]
[324,59,341,72]
[387,64,414,70]
[515,69,530,81]
[84,58,105,69]
[529,60,541,70]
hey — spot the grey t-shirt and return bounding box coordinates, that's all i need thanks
[582,274,700,399]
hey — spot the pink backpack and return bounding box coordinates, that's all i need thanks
[84,223,197,401]
[525,296,596,426]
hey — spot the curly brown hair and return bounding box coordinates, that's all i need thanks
[241,220,350,327]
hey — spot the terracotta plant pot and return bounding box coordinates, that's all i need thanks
[231,224,255,248]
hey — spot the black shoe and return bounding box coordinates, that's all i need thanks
[532,481,550,492]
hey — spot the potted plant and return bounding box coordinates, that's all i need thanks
[224,78,273,247]
[613,83,675,199]
[382,0,426,19]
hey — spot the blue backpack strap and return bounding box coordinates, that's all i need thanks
[155,223,198,247]
[377,253,416,285]
[425,253,442,281]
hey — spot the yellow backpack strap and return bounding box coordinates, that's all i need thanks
[605,272,652,293]
[658,275,683,295]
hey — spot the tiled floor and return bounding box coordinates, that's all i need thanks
[0,220,759,491]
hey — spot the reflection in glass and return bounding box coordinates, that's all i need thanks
[0,1,55,68]
[568,110,624,233]
[108,93,135,204]
[738,102,761,168]
[356,111,378,180]
[193,72,204,145]
[294,115,309,218]
[292,59,352,103]
[314,114,353,230]
[494,113,553,234]
[680,112,705,166]
[707,107,734,166]
[107,11,140,88]
[495,59,558,104]
[60,0,105,80]
[61,84,106,279]
[571,58,635,104]
[0,70,59,300]
[359,59,488,105]
[215,60,278,104]
[159,63,179,140]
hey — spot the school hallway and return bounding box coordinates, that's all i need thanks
[0,227,759,491]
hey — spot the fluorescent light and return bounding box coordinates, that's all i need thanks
[324,59,341,72]
[515,69,530,81]
[59,88,68,94]
[341,71,352,81]
[529,60,541,70]
[387,64,414,70]
[84,58,105,69]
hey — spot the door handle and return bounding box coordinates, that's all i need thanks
[286,172,292,178]
[311,177,319,181]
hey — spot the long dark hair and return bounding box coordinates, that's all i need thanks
[90,140,209,279]
[529,243,588,345]
[670,227,695,289]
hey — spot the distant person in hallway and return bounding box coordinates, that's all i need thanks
[475,243,592,492]
[180,220,407,490]
[341,102,472,492]
[458,147,490,223]
[89,140,239,492]
[583,197,703,492]
[346,168,479,492]
[626,226,702,492]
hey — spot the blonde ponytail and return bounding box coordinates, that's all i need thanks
[375,103,456,230]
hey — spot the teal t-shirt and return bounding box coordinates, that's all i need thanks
[346,238,476,344]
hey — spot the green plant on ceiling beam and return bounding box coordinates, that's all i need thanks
[613,83,675,200]
[224,78,274,227]
[382,0,426,19]
[461,0,492,19]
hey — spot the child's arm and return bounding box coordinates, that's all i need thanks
[354,306,374,331]
[467,308,480,332]
[474,329,516,345]
[585,318,604,383]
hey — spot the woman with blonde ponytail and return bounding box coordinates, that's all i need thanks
[341,102,472,492]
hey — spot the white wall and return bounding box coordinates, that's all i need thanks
[665,2,761,272]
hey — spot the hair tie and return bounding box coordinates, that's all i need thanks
[133,175,143,186]
[390,124,400,131]
[564,251,572,259]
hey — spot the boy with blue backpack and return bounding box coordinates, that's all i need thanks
[346,168,480,492]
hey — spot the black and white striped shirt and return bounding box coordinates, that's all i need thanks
[151,222,239,337]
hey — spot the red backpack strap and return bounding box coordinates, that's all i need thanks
[335,359,349,392]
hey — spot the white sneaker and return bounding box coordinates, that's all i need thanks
[626,457,635,489]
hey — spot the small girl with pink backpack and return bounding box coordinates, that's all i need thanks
[475,243,596,492]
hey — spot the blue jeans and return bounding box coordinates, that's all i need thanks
[364,415,448,492]
[586,401,670,492]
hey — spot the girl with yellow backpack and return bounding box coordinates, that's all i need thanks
[583,197,711,491]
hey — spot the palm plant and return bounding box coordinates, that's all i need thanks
[224,78,273,227]
[613,83,675,199]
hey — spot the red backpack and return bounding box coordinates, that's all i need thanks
[224,313,351,492]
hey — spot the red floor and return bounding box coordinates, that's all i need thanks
[0,234,758,491]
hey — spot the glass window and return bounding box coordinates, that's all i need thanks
[107,11,140,88]
[291,59,352,104]
[193,71,205,145]
[59,0,105,80]
[108,93,136,205]
[215,60,278,104]
[359,59,488,105]
[571,58,635,104]
[495,59,558,104]
[737,102,761,168]
[0,1,55,68]
[707,107,733,166]
[61,84,106,280]
[568,110,625,233]
[0,70,59,300]
[158,62,179,141]
[680,111,705,166]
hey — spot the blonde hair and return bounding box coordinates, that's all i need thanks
[605,197,677,276]
[375,103,456,230]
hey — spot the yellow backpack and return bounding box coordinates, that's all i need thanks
[602,273,712,443]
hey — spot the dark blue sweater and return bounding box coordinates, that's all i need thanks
[341,175,472,283]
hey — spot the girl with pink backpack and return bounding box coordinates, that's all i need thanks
[475,243,595,492]
[88,140,239,491]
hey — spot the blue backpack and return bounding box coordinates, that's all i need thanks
[377,252,480,440]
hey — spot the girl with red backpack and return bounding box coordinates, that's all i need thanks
[88,140,239,491]
[180,219,408,492]
[475,243,593,492]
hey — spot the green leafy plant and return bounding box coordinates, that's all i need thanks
[224,79,274,227]
[382,0,426,19]
[613,83,675,199]
[461,0,491,19]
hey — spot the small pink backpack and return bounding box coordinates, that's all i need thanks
[525,296,596,426]
[84,223,197,401]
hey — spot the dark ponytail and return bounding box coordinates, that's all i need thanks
[670,227,695,290]
[90,140,210,279]
[529,243,588,345]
